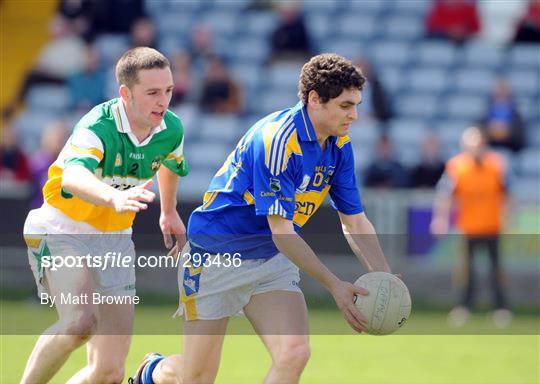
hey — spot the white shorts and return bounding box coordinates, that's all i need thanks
[24,204,136,297]
[176,245,301,320]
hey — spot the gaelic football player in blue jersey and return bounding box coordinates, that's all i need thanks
[131,53,393,384]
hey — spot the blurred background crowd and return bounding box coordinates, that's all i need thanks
[1,0,538,204]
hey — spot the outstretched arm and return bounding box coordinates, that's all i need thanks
[62,165,155,213]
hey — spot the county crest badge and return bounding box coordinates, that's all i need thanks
[151,157,161,171]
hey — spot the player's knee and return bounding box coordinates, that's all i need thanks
[274,341,311,371]
[90,366,125,384]
[60,311,97,343]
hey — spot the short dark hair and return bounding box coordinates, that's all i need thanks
[115,47,170,89]
[298,53,366,104]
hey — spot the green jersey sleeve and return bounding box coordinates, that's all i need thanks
[63,128,104,172]
[162,134,189,176]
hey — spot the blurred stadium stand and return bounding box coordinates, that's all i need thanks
[2,0,539,230]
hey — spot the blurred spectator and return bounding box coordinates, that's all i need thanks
[92,0,146,35]
[170,51,193,107]
[4,15,86,115]
[431,127,511,328]
[29,120,69,208]
[426,0,481,44]
[270,3,312,62]
[31,15,87,79]
[68,44,106,110]
[354,57,394,127]
[409,133,445,188]
[189,24,215,67]
[129,17,157,49]
[514,0,540,43]
[0,121,31,183]
[363,135,408,188]
[199,56,243,114]
[480,77,525,153]
[57,0,96,41]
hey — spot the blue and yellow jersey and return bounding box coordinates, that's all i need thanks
[188,101,363,259]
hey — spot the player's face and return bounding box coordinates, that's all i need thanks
[125,67,174,130]
[319,88,362,137]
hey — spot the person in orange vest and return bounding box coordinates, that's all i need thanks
[431,126,512,327]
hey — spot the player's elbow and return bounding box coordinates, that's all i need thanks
[342,212,371,235]
[267,215,295,235]
[62,165,94,193]
[270,223,296,253]
[61,166,79,194]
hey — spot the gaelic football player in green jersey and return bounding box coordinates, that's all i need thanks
[21,47,188,384]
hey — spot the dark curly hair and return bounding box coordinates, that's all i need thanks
[298,53,366,104]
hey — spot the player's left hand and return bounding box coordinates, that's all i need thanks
[159,210,187,258]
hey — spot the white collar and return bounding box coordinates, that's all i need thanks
[113,98,167,147]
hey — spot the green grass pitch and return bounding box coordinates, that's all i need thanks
[1,302,538,383]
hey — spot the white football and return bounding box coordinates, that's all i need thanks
[354,272,411,335]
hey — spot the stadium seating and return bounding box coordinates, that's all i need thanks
[186,142,231,170]
[94,34,130,66]
[454,68,496,95]
[396,93,439,120]
[506,69,539,97]
[155,12,195,38]
[199,115,243,144]
[509,44,540,68]
[519,148,540,177]
[461,41,505,69]
[371,40,412,67]
[407,67,448,94]
[337,15,378,40]
[232,37,270,63]
[389,119,428,146]
[25,85,70,113]
[305,14,331,42]
[243,11,277,37]
[320,39,364,61]
[380,15,424,41]
[413,41,457,67]
[12,110,57,153]
[201,11,239,37]
[9,0,539,200]
[443,93,488,120]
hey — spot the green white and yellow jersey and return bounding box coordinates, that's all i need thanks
[42,98,189,232]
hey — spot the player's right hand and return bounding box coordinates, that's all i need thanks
[112,179,156,213]
[330,280,369,333]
